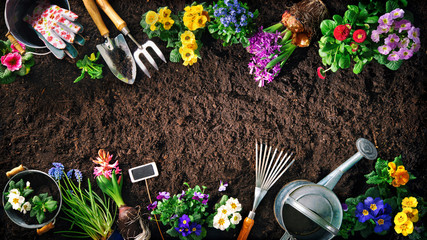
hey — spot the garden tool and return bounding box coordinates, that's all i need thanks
[23,0,85,59]
[237,140,296,240]
[82,0,136,84]
[94,0,166,78]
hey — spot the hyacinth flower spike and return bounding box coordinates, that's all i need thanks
[93,149,122,179]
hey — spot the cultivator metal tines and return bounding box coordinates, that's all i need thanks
[237,140,295,240]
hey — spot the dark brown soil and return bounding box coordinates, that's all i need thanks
[1,0,426,240]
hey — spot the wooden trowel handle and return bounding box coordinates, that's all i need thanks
[95,0,127,31]
[6,165,26,178]
[82,0,109,37]
[5,32,25,55]
[237,217,255,240]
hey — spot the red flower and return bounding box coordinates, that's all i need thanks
[350,42,359,52]
[353,29,367,43]
[317,67,326,79]
[333,25,350,41]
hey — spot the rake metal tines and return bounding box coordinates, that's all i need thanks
[252,140,295,211]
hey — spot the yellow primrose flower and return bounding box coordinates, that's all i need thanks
[183,55,198,66]
[184,6,191,12]
[403,207,419,223]
[181,31,195,45]
[185,41,198,51]
[388,162,396,177]
[181,47,195,62]
[191,5,203,14]
[150,24,157,31]
[394,212,408,225]
[162,18,174,30]
[145,11,158,25]
[158,7,171,23]
[402,197,418,208]
[195,15,207,29]
[394,220,414,236]
[392,166,409,187]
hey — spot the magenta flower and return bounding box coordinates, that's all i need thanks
[389,8,404,19]
[192,192,204,201]
[398,48,413,60]
[378,13,393,26]
[398,38,410,48]
[408,27,420,41]
[147,201,158,211]
[157,191,170,200]
[202,194,209,205]
[387,51,400,61]
[93,149,121,179]
[1,52,22,71]
[178,190,186,200]
[394,20,411,33]
[385,34,400,49]
[317,67,326,79]
[350,42,359,52]
[371,30,380,43]
[377,25,390,34]
[378,45,392,55]
[10,41,26,53]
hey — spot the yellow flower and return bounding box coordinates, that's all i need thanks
[150,24,157,31]
[388,162,396,177]
[394,212,408,226]
[402,197,418,208]
[158,7,171,23]
[162,18,174,30]
[185,41,198,51]
[183,55,198,66]
[392,166,409,187]
[180,31,195,45]
[403,208,419,223]
[184,6,191,12]
[181,47,195,61]
[191,5,203,14]
[394,220,414,236]
[194,15,207,29]
[145,11,159,25]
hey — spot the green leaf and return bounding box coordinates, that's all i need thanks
[240,37,249,48]
[374,54,387,65]
[386,1,399,12]
[36,211,45,224]
[32,195,41,204]
[169,48,181,63]
[366,175,384,184]
[4,202,12,210]
[16,66,27,76]
[344,10,357,24]
[333,15,343,25]
[320,20,336,36]
[22,188,34,197]
[399,0,408,7]
[166,227,180,237]
[365,187,380,198]
[360,225,374,238]
[45,200,58,212]
[30,208,37,217]
[339,53,350,69]
[366,16,379,24]
[385,60,403,70]
[353,61,364,74]
[331,59,339,72]
[354,220,367,231]
[347,5,359,14]
[321,43,338,52]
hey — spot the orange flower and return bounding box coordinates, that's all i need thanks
[388,162,396,177]
[392,166,409,187]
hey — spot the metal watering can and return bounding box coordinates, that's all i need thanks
[274,138,377,240]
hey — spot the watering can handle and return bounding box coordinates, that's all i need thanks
[5,32,25,55]
[37,222,55,235]
[95,0,127,32]
[237,215,255,240]
[6,165,27,178]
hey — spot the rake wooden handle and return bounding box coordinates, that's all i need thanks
[82,0,109,37]
[95,0,127,31]
[6,164,26,178]
[237,217,255,240]
[5,32,25,55]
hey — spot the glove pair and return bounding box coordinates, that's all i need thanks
[24,0,85,59]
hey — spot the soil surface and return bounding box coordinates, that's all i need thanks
[1,0,426,240]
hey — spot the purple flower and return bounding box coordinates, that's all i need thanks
[411,38,420,52]
[74,169,82,183]
[374,214,392,233]
[48,163,65,181]
[179,214,191,228]
[178,190,186,200]
[408,27,420,41]
[147,201,158,211]
[219,180,228,192]
[170,214,178,219]
[175,227,185,235]
[181,227,191,237]
[341,203,348,212]
[355,202,373,223]
[398,48,413,60]
[53,162,65,169]
[371,30,380,43]
[378,45,392,55]
[193,192,204,201]
[202,194,209,205]
[390,8,404,19]
[395,20,411,33]
[378,13,393,26]
[364,197,384,216]
[377,25,390,34]
[398,37,410,48]
[156,191,170,200]
[385,34,400,49]
[387,51,400,61]
[190,223,202,236]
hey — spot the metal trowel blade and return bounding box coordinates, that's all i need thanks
[97,34,136,84]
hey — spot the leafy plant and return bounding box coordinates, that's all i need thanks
[148,183,210,239]
[207,195,242,231]
[0,40,35,84]
[207,0,258,47]
[30,193,58,224]
[74,52,104,83]
[4,179,34,211]
[317,4,379,78]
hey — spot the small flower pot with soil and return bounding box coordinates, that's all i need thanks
[2,168,62,229]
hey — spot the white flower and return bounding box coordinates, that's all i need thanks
[9,189,20,196]
[230,212,242,225]
[217,205,232,216]
[226,197,242,213]
[26,181,31,188]
[213,213,230,231]
[8,194,25,210]
[21,202,31,214]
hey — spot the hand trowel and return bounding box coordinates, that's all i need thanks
[82,0,136,84]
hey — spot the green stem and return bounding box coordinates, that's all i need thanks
[280,29,292,44]
[264,22,284,33]
[266,43,297,69]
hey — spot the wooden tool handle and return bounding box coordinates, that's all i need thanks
[6,165,26,178]
[5,32,25,55]
[82,0,109,37]
[237,217,255,240]
[37,222,55,235]
[95,0,127,31]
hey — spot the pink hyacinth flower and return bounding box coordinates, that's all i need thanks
[93,149,122,179]
[1,52,22,71]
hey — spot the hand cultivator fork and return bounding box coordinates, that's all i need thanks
[95,0,166,78]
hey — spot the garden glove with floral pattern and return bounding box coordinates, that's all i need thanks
[24,0,83,50]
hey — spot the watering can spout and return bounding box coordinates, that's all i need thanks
[318,138,377,190]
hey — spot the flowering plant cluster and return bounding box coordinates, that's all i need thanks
[371,8,420,70]
[207,195,242,231]
[148,183,209,239]
[339,156,426,239]
[4,179,58,224]
[0,40,34,84]
[140,3,209,66]
[207,0,258,47]
[317,4,378,79]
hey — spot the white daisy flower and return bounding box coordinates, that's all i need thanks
[8,194,25,210]
[226,197,242,213]
[213,213,230,231]
[230,212,242,225]
[217,205,232,216]
[21,202,31,214]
